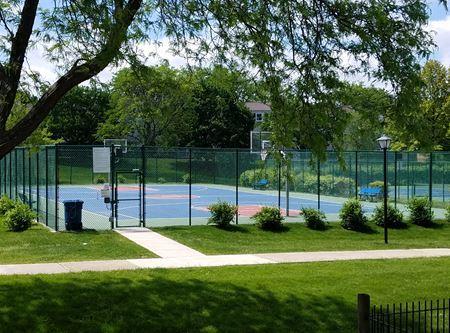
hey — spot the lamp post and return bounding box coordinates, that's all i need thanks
[377,135,391,244]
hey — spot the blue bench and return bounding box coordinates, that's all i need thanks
[253,179,269,190]
[358,187,383,201]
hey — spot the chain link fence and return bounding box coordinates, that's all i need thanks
[0,145,448,231]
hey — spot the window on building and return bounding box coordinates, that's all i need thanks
[255,113,263,122]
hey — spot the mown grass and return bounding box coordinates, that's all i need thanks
[155,221,450,254]
[0,258,449,332]
[0,221,156,264]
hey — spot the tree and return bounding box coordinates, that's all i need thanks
[389,60,450,151]
[0,0,445,157]
[184,66,255,148]
[98,65,195,146]
[0,0,143,156]
[339,84,393,150]
[47,86,110,144]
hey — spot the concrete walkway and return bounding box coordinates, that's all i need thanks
[114,227,205,258]
[1,248,450,276]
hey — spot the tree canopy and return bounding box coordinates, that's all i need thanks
[0,0,446,157]
[47,85,110,144]
[389,60,450,151]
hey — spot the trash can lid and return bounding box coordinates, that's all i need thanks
[63,200,84,204]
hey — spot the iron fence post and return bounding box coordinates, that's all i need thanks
[358,293,370,333]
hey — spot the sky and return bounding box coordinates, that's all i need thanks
[27,1,450,85]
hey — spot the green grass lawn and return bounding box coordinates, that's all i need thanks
[0,222,156,264]
[0,258,449,332]
[154,221,450,254]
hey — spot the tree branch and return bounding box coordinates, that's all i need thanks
[0,0,143,156]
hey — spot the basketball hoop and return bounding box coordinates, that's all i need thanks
[260,150,268,161]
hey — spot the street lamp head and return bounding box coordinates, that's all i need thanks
[377,135,391,150]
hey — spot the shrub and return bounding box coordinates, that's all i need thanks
[3,202,35,232]
[207,201,237,228]
[182,173,190,184]
[302,208,327,230]
[446,205,450,223]
[252,206,284,231]
[371,204,405,228]
[158,177,167,184]
[339,199,368,230]
[0,195,15,216]
[369,181,385,189]
[118,175,127,184]
[407,198,434,227]
[96,176,106,184]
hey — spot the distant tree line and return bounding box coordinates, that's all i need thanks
[29,60,450,151]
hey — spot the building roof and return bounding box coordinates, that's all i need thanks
[245,101,271,112]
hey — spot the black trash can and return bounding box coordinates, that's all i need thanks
[63,200,84,231]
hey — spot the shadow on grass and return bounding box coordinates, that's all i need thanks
[215,224,250,233]
[0,274,356,332]
[413,222,446,230]
[61,229,100,234]
[259,224,291,233]
[342,224,378,234]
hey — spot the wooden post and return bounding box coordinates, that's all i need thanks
[358,293,370,333]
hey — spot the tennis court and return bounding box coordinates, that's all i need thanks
[1,145,448,231]
[56,183,378,229]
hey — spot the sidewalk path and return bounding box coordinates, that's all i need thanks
[114,227,205,258]
[1,248,450,276]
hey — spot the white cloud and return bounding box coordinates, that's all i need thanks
[427,16,450,66]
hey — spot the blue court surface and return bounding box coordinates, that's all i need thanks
[55,184,380,228]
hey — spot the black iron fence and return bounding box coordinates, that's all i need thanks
[358,294,450,332]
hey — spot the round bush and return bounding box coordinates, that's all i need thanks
[252,206,284,231]
[0,195,15,216]
[339,199,368,230]
[445,205,450,223]
[96,176,106,184]
[407,198,434,227]
[118,175,127,184]
[301,208,327,230]
[371,204,405,228]
[207,201,237,228]
[3,202,35,232]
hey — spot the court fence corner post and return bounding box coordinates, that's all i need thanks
[110,145,115,230]
[55,144,59,232]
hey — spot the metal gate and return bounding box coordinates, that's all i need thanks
[113,170,145,228]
